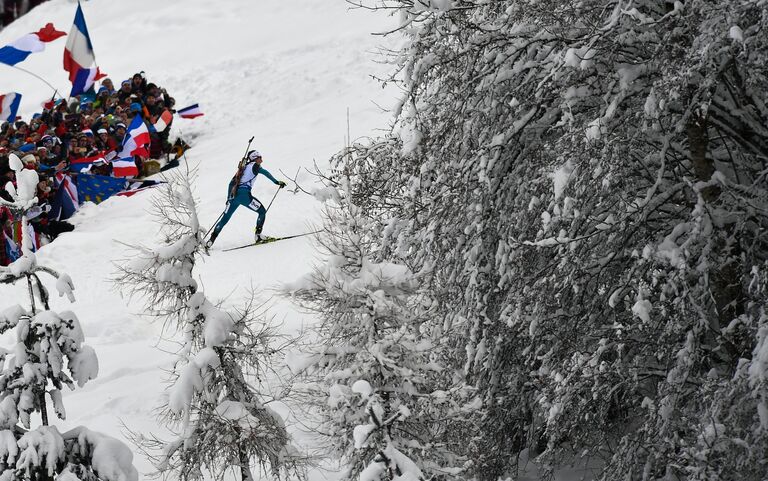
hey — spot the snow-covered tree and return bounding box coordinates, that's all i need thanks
[115,165,302,481]
[320,1,768,479]
[286,194,469,481]
[0,154,138,481]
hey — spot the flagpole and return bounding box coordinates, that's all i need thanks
[0,63,61,98]
[66,0,103,102]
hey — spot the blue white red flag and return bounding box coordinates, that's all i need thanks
[63,3,105,96]
[69,151,106,172]
[177,104,204,119]
[70,66,102,96]
[0,23,66,66]
[114,115,149,177]
[50,171,79,221]
[111,158,139,178]
[0,93,21,122]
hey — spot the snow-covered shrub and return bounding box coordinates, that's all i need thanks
[0,154,138,480]
[116,164,302,480]
[287,197,468,480]
[317,1,768,480]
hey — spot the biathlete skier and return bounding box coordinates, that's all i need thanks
[206,149,286,249]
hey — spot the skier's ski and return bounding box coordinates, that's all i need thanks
[220,231,320,252]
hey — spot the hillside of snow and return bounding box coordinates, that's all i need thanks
[0,0,398,478]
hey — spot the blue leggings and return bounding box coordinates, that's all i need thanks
[212,186,266,236]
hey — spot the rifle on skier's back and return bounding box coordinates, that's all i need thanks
[228,136,255,200]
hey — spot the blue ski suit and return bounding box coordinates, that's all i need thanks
[212,161,281,238]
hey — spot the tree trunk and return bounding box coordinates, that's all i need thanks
[687,112,719,202]
[40,391,48,426]
[687,111,743,328]
[239,448,254,481]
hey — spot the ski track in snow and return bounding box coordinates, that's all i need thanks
[0,1,398,478]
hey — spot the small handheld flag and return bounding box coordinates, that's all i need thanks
[177,104,204,119]
[153,109,173,132]
[111,158,139,178]
[117,115,150,159]
[113,115,150,177]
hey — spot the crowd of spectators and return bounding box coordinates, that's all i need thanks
[0,71,184,266]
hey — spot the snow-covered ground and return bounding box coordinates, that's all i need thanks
[0,1,399,478]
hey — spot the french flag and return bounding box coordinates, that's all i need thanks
[0,93,21,122]
[114,115,150,177]
[70,66,103,97]
[117,115,151,159]
[112,158,139,178]
[153,109,173,132]
[50,171,79,221]
[69,152,106,172]
[177,104,204,119]
[63,3,105,96]
[0,23,66,66]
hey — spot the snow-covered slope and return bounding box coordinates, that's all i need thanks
[0,1,398,478]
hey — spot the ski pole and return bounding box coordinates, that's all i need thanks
[264,187,280,213]
[204,211,224,239]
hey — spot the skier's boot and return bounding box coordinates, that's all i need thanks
[254,224,264,243]
[205,232,218,252]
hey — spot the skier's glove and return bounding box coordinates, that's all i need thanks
[278,181,287,189]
